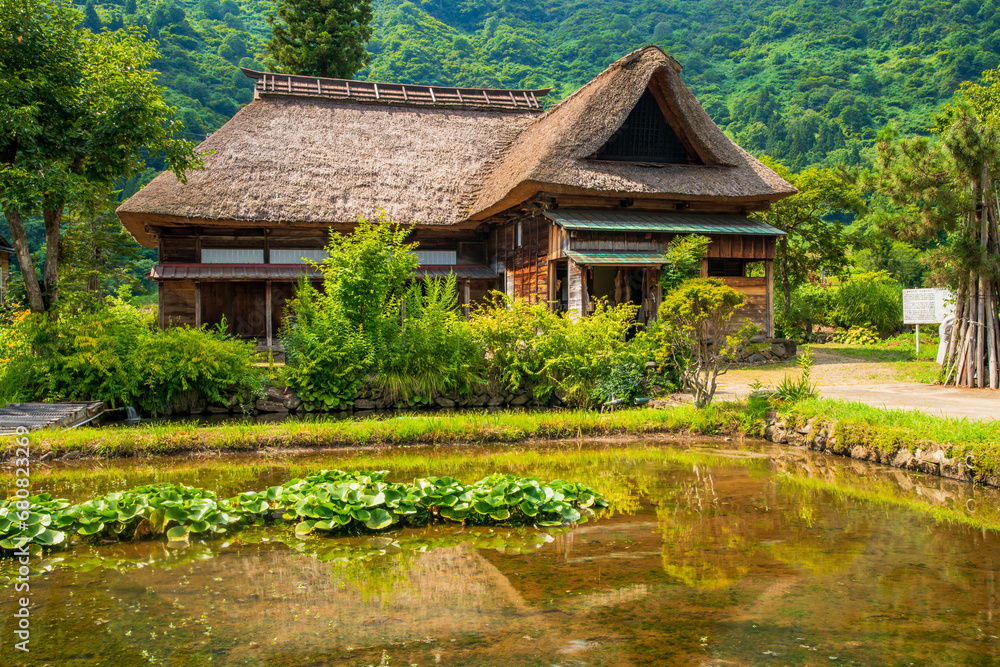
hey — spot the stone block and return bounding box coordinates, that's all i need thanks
[353,398,376,410]
[435,397,456,408]
[510,393,530,406]
[255,399,288,413]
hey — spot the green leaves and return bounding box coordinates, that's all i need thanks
[0,470,608,555]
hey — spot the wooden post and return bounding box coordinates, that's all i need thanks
[567,260,585,317]
[700,258,709,278]
[266,280,273,348]
[765,259,774,338]
[462,280,471,319]
[158,283,165,330]
[194,281,202,328]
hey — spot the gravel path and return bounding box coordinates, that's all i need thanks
[715,348,1000,421]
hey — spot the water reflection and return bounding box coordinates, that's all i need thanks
[4,442,1000,665]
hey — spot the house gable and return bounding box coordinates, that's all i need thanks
[591,88,700,165]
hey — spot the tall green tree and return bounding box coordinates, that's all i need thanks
[60,196,154,306]
[0,0,201,313]
[266,0,373,78]
[871,70,1000,388]
[753,158,865,314]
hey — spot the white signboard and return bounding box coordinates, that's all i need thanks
[902,288,954,324]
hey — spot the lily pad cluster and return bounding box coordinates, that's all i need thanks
[0,470,607,553]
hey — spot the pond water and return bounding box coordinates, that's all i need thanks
[4,441,1000,666]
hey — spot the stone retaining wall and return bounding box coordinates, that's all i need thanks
[762,413,993,486]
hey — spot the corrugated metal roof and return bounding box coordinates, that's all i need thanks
[545,210,785,235]
[151,264,497,281]
[565,251,666,266]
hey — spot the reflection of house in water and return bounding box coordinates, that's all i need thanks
[117,46,793,348]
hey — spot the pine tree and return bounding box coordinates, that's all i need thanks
[872,72,1000,389]
[82,0,103,32]
[266,0,373,78]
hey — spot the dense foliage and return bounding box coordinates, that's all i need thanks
[0,292,264,412]
[832,271,903,336]
[0,0,200,313]
[659,234,711,294]
[0,469,608,551]
[282,217,650,409]
[469,294,642,407]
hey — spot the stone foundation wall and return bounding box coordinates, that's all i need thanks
[739,338,797,365]
[763,414,991,486]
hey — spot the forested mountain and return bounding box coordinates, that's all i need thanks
[78,0,1000,183]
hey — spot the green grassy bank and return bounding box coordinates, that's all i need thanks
[4,400,998,480]
[4,405,758,460]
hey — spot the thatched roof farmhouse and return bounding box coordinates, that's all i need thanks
[118,45,794,345]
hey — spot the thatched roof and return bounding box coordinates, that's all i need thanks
[0,233,12,253]
[468,45,796,219]
[118,45,794,248]
[117,94,542,246]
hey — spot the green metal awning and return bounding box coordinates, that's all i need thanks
[565,251,666,266]
[545,210,785,235]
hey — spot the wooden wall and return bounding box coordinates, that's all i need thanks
[718,276,770,336]
[159,280,197,328]
[492,214,549,303]
[706,235,775,259]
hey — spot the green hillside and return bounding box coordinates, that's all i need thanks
[78,0,1000,181]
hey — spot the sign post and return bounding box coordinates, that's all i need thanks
[902,288,955,357]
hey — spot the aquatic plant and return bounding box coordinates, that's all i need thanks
[0,470,607,553]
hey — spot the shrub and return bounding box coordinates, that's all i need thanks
[139,324,265,413]
[281,280,372,411]
[832,271,902,335]
[659,234,712,294]
[774,349,819,401]
[776,282,832,340]
[281,216,418,408]
[657,278,761,407]
[469,294,640,407]
[835,325,880,346]
[376,274,485,405]
[0,291,264,410]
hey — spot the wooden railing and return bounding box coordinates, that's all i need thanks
[242,68,548,111]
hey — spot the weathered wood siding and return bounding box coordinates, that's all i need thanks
[707,235,775,259]
[719,276,769,335]
[492,215,549,303]
[159,280,197,328]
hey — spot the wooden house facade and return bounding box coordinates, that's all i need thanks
[117,46,794,347]
[0,233,12,303]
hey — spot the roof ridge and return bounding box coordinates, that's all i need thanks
[241,68,550,112]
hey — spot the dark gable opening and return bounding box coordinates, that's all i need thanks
[593,89,697,164]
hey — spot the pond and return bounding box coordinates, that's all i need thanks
[3,440,1000,666]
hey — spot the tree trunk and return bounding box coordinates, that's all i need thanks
[4,209,45,313]
[42,207,63,310]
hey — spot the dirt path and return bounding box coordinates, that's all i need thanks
[716,348,1000,422]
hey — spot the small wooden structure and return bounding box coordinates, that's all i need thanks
[117,46,795,343]
[0,402,105,435]
[0,233,12,303]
